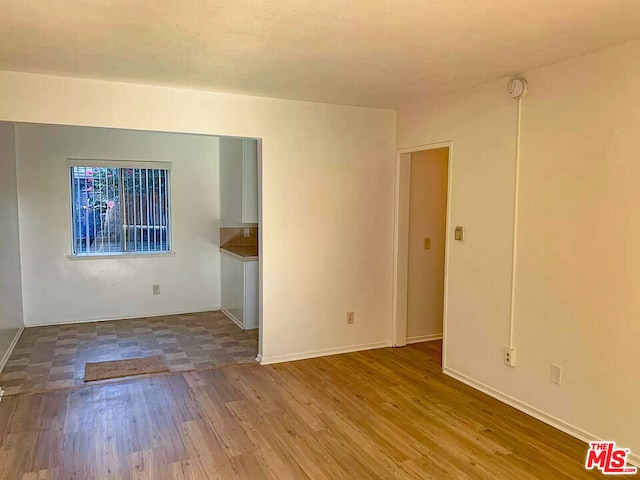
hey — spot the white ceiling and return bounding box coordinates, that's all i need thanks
[2,0,640,108]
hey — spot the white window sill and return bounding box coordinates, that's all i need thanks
[67,251,177,261]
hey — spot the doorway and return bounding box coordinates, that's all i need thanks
[392,143,452,368]
[0,122,264,396]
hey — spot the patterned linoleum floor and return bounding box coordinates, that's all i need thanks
[0,311,258,396]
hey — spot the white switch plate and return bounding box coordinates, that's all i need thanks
[550,364,562,385]
[346,311,355,324]
[243,228,250,238]
[153,285,160,295]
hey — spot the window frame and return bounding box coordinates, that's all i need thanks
[67,158,173,258]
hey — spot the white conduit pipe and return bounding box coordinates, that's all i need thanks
[508,96,523,349]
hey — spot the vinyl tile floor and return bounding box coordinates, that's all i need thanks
[0,311,258,396]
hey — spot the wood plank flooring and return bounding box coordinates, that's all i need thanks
[0,341,617,479]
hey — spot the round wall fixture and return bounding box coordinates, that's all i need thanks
[508,78,528,99]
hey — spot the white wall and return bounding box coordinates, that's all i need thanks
[0,123,24,367]
[14,124,221,326]
[407,148,448,339]
[397,40,640,461]
[0,72,397,361]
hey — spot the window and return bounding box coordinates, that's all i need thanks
[69,161,171,256]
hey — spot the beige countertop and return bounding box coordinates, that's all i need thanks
[220,245,259,262]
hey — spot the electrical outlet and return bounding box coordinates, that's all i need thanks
[153,284,160,295]
[550,364,562,385]
[346,311,355,324]
[504,347,516,367]
[243,228,250,238]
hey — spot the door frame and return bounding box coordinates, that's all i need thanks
[391,141,453,367]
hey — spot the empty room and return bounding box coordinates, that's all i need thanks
[1,1,639,479]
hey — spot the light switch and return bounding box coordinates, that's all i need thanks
[424,238,431,250]
[455,226,464,241]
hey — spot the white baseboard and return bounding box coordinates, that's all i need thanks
[220,308,243,329]
[25,308,221,327]
[260,340,392,365]
[406,333,443,344]
[444,367,640,468]
[0,326,24,374]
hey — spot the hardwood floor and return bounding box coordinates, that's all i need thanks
[0,341,617,479]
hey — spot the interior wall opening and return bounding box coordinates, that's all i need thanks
[0,121,263,395]
[393,143,451,369]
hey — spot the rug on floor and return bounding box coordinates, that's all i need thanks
[84,355,169,382]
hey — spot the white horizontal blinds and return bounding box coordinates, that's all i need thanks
[70,165,169,255]
[163,169,171,251]
[157,170,171,251]
[106,167,122,252]
[70,167,122,254]
[122,168,170,253]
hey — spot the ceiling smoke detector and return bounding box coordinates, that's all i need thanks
[508,77,528,99]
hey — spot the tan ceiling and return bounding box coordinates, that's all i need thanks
[1,0,640,108]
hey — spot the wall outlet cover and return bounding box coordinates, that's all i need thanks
[504,347,516,367]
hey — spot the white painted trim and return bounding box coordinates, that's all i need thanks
[220,308,243,329]
[25,309,219,328]
[391,151,411,347]
[0,327,24,374]
[397,141,452,154]
[67,158,172,170]
[406,333,443,344]
[392,141,453,369]
[255,138,264,363]
[260,340,391,365]
[442,143,454,370]
[444,367,640,468]
[67,251,177,261]
[444,367,595,440]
